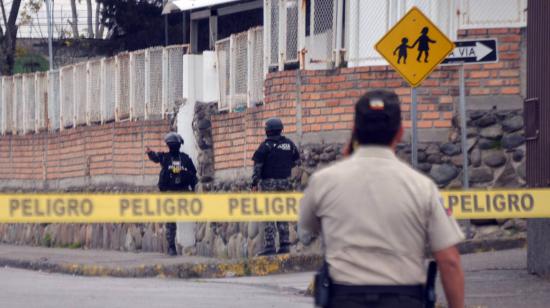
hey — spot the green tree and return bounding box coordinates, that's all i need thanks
[0,0,23,75]
[97,0,183,51]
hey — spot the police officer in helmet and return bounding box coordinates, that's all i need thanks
[299,90,465,307]
[146,132,197,256]
[252,118,301,256]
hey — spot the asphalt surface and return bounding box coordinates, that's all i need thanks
[1,249,549,308]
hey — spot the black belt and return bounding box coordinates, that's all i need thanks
[330,284,424,299]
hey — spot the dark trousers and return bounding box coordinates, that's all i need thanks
[259,179,292,249]
[166,222,177,248]
[328,285,424,308]
[328,294,423,308]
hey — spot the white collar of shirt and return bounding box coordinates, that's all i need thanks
[352,146,397,160]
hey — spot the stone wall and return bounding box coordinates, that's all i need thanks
[191,102,526,258]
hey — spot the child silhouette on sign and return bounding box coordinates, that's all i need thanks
[393,37,413,64]
[412,27,436,63]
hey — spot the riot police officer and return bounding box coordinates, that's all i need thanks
[299,90,465,307]
[146,132,197,256]
[252,118,301,256]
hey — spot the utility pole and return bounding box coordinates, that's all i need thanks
[45,0,54,70]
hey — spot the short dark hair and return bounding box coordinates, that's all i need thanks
[354,90,402,146]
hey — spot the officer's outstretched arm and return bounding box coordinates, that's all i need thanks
[146,151,162,163]
[433,246,464,308]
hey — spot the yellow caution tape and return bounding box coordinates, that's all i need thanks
[0,189,549,223]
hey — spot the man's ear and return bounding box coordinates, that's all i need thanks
[392,125,404,149]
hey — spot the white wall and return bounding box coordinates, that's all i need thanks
[176,51,219,251]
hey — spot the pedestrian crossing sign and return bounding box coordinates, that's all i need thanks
[375,7,455,87]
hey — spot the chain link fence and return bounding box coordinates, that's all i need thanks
[215,28,264,112]
[216,38,231,111]
[460,0,527,29]
[0,44,190,135]
[265,0,337,70]
[165,45,186,115]
[267,0,279,67]
[116,53,131,121]
[147,47,164,118]
[250,28,264,106]
[233,32,249,109]
[131,51,146,120]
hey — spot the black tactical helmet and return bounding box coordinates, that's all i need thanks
[164,132,184,145]
[265,118,284,131]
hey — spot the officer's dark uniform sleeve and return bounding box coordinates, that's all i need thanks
[291,141,301,167]
[147,151,163,164]
[251,142,268,187]
[184,155,198,191]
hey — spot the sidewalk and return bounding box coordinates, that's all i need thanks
[0,244,322,279]
[0,235,526,280]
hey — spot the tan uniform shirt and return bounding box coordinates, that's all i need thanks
[299,146,464,285]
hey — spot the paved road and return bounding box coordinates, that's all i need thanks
[0,267,312,308]
[1,249,549,308]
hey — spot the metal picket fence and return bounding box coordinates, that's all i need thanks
[215,27,264,111]
[0,44,189,135]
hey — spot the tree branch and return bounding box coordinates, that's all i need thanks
[0,0,8,33]
[7,0,22,27]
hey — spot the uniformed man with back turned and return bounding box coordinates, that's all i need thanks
[252,118,301,256]
[299,90,465,308]
[146,132,197,256]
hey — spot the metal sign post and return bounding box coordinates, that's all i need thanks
[411,87,418,168]
[459,63,469,189]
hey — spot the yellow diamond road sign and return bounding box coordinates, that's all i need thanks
[375,7,455,87]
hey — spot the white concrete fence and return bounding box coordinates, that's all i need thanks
[0,45,188,135]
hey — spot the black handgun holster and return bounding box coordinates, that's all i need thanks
[314,260,332,308]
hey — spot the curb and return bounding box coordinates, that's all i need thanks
[0,237,525,279]
[458,236,526,254]
[0,253,323,279]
